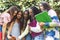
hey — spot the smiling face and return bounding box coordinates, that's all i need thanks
[24,11,29,19]
[17,11,22,19]
[13,11,18,16]
[10,10,18,20]
[39,4,44,11]
[29,8,33,16]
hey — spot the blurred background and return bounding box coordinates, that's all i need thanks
[0,0,60,20]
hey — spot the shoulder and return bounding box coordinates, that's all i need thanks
[48,9,57,17]
[1,13,10,18]
[48,9,56,13]
[27,20,30,24]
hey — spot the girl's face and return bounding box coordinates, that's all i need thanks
[13,11,17,16]
[17,12,22,19]
[11,11,17,19]
[24,11,28,19]
[29,8,33,16]
[39,4,44,11]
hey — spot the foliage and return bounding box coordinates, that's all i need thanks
[0,0,60,13]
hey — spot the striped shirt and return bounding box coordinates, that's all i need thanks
[45,9,59,27]
[45,9,59,39]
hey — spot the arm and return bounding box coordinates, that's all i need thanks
[40,10,60,27]
[7,22,14,38]
[44,22,60,27]
[18,24,29,40]
[2,23,7,40]
[2,13,11,40]
[49,22,60,27]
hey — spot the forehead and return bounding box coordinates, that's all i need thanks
[18,12,22,14]
[29,8,32,12]
[24,12,28,14]
[15,11,17,13]
[39,4,43,6]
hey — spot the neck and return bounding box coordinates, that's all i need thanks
[24,18,28,20]
[15,19,19,23]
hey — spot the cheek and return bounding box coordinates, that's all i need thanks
[24,15,27,17]
[17,15,21,18]
[29,13,32,15]
[39,4,44,11]
[29,9,33,15]
[40,6,43,9]
[13,13,17,16]
[29,12,32,15]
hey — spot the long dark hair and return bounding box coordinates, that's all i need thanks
[7,10,23,30]
[29,6,40,22]
[40,1,51,11]
[23,10,29,30]
[7,6,19,16]
[24,10,29,20]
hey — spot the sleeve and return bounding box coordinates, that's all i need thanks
[45,22,60,27]
[6,14,11,23]
[48,10,59,22]
[2,13,11,24]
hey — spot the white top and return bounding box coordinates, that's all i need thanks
[11,22,20,40]
[30,22,42,33]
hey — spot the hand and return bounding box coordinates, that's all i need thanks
[2,33,6,40]
[40,22,45,27]
[7,35,12,39]
[2,37,5,40]
[18,36,21,40]
[11,36,16,40]
[17,38,20,40]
